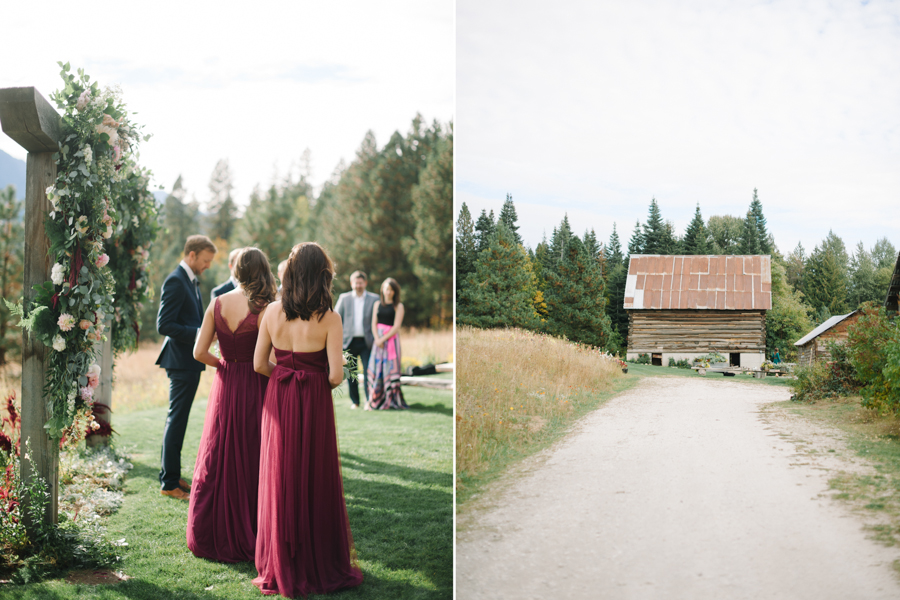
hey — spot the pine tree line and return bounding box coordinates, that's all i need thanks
[141,115,453,337]
[455,191,897,358]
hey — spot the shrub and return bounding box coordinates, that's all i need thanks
[791,342,861,402]
[847,302,900,414]
[633,353,650,365]
[668,357,676,367]
[675,359,692,369]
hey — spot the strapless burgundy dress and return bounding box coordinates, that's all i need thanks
[187,299,267,562]
[253,347,363,597]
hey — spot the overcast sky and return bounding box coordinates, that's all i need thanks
[457,0,899,257]
[1,0,453,207]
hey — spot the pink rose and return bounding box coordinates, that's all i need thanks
[96,254,109,268]
[79,320,92,330]
[102,114,119,128]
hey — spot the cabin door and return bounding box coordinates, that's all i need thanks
[729,352,740,367]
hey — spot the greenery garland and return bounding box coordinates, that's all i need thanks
[107,165,159,356]
[5,63,148,438]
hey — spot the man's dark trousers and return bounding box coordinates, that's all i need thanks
[159,369,201,490]
[346,336,371,406]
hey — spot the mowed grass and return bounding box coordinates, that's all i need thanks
[455,326,634,505]
[1,380,452,599]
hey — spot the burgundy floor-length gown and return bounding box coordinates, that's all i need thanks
[253,347,363,598]
[186,299,268,562]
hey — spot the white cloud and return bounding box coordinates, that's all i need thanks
[457,0,900,254]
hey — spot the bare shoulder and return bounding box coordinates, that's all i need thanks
[321,309,341,326]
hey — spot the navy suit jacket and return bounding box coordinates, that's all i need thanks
[156,265,205,371]
[211,279,235,302]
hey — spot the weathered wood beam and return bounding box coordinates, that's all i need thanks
[0,87,61,153]
[0,86,61,530]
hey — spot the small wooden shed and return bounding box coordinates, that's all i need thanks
[624,255,771,368]
[793,311,860,367]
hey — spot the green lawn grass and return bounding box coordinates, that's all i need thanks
[1,385,452,600]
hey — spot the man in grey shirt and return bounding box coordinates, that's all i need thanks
[334,270,379,408]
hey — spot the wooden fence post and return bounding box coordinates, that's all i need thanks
[0,87,62,528]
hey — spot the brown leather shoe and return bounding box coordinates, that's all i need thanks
[178,478,192,492]
[161,487,190,501]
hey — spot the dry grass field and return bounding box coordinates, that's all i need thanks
[456,326,629,502]
[0,327,452,420]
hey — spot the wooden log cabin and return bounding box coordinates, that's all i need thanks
[624,255,771,368]
[793,311,860,367]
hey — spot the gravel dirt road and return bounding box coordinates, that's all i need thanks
[456,376,900,599]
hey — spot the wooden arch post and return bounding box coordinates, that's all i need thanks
[0,86,116,526]
[0,86,62,528]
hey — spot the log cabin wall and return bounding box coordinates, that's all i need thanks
[627,309,766,354]
[795,313,859,367]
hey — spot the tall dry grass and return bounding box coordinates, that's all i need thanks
[456,326,625,499]
[399,327,453,370]
[0,327,452,419]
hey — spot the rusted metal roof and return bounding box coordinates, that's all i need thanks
[624,255,772,310]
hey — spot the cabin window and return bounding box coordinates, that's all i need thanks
[652,353,662,366]
[729,352,740,367]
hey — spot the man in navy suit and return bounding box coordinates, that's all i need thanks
[210,247,242,302]
[334,271,379,409]
[156,235,217,500]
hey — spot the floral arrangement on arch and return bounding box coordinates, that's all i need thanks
[5,63,148,439]
[106,164,159,356]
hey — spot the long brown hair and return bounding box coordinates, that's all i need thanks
[233,247,277,314]
[281,242,335,321]
[380,277,401,304]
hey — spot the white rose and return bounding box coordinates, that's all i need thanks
[52,335,66,352]
[51,263,66,286]
[83,145,93,164]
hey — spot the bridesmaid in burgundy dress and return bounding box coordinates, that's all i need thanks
[187,247,277,562]
[253,242,363,597]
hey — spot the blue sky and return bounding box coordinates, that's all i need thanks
[457,0,899,256]
[0,0,453,207]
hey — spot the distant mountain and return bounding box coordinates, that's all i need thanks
[0,148,26,199]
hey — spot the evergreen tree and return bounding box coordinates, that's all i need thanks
[474,209,496,253]
[497,193,522,246]
[543,236,616,349]
[784,242,806,293]
[739,209,761,254]
[847,241,881,309]
[405,132,453,326]
[456,202,477,292]
[0,185,23,364]
[457,223,539,330]
[641,198,668,254]
[628,220,644,255]
[707,215,743,254]
[207,158,237,242]
[583,228,601,261]
[871,237,897,270]
[607,223,624,269]
[804,238,849,316]
[682,204,709,255]
[547,214,573,266]
[748,188,772,254]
